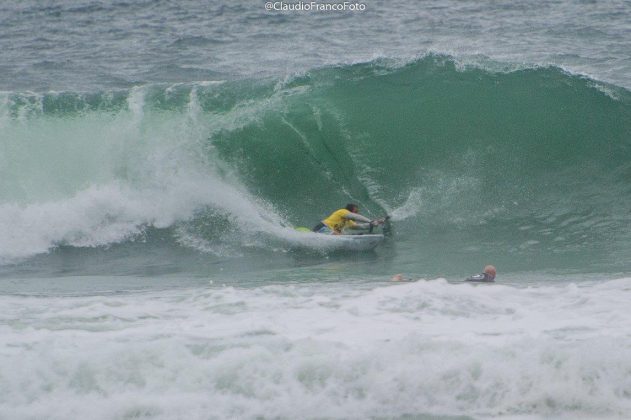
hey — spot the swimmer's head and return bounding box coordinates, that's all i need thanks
[484,265,496,280]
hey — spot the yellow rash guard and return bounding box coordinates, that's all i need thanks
[322,209,357,233]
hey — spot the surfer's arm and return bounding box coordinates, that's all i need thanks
[343,213,372,224]
[347,221,371,230]
[343,213,384,230]
[465,273,494,282]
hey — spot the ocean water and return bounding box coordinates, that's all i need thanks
[1,1,631,418]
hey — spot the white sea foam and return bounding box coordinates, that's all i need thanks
[1,277,630,419]
[0,86,325,263]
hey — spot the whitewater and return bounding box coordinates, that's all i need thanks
[2,278,631,419]
[2,1,631,419]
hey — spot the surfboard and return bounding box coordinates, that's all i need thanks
[322,233,385,251]
[294,227,385,251]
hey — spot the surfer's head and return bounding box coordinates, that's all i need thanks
[345,203,359,213]
[484,265,496,280]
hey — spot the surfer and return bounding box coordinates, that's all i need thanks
[465,265,496,282]
[390,265,497,282]
[312,204,384,235]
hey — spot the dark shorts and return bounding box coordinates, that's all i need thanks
[312,222,333,234]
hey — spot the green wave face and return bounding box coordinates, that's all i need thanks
[211,56,631,271]
[2,55,631,273]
